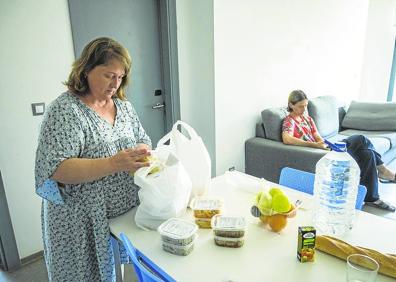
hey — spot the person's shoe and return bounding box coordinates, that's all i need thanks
[365,199,396,212]
[379,174,396,184]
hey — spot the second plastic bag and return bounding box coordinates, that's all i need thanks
[157,121,211,199]
[134,151,192,230]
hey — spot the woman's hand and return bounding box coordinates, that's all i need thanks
[135,143,151,151]
[110,147,151,174]
[313,141,328,150]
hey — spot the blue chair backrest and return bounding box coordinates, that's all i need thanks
[119,233,176,282]
[279,167,367,210]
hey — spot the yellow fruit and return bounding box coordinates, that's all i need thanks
[254,191,263,205]
[148,166,161,175]
[269,187,284,197]
[259,215,270,224]
[257,192,272,214]
[140,155,152,162]
[272,194,291,213]
[268,214,288,232]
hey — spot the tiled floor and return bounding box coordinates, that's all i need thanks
[362,160,396,221]
[0,259,137,282]
[363,183,396,220]
[0,257,48,282]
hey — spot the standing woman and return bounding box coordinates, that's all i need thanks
[35,37,152,281]
[282,90,395,212]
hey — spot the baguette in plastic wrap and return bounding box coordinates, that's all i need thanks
[316,235,396,278]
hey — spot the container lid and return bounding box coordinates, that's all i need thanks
[335,141,347,152]
[214,235,245,242]
[211,215,246,231]
[158,218,198,240]
[190,197,224,211]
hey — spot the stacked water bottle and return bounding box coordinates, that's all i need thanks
[313,141,360,236]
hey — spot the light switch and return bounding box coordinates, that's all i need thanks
[31,102,45,116]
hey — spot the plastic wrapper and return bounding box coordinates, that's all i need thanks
[211,215,246,238]
[158,218,198,246]
[195,217,212,229]
[162,240,195,256]
[190,197,223,218]
[214,236,244,248]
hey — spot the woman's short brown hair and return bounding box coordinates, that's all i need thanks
[287,90,308,112]
[64,37,132,100]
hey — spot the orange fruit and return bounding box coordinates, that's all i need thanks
[259,215,270,224]
[268,214,288,232]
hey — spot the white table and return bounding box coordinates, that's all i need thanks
[110,172,396,282]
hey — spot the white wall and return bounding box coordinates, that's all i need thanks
[213,0,370,174]
[360,0,396,101]
[0,0,74,257]
[176,0,216,176]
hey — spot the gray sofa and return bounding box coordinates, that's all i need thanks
[245,96,396,183]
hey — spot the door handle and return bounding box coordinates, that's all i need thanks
[151,102,165,109]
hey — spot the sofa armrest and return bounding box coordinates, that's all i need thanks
[245,138,328,183]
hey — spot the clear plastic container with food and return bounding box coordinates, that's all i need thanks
[162,240,195,256]
[195,217,212,229]
[157,218,198,246]
[190,197,224,218]
[214,235,245,248]
[211,215,246,238]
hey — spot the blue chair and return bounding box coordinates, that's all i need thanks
[279,167,367,210]
[119,233,176,282]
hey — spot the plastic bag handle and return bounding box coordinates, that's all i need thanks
[172,120,199,140]
[156,131,173,147]
[156,120,199,148]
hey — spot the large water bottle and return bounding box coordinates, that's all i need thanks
[312,142,360,236]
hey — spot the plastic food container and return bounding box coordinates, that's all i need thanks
[195,217,212,229]
[158,218,198,246]
[190,197,224,218]
[214,236,244,248]
[162,240,195,256]
[211,215,246,238]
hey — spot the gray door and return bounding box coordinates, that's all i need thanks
[0,170,21,271]
[68,0,166,145]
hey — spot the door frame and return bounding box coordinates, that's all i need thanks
[159,0,181,131]
[387,38,396,102]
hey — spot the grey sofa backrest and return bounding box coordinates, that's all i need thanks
[260,107,289,141]
[307,96,339,138]
[342,101,396,131]
[256,123,266,138]
[258,95,345,140]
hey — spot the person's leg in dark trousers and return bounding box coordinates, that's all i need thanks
[343,135,382,202]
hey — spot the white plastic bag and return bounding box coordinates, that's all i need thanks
[157,121,211,198]
[225,170,267,194]
[134,152,192,230]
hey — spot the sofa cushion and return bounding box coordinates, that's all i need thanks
[342,101,396,131]
[332,129,396,156]
[261,107,288,142]
[308,96,339,139]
